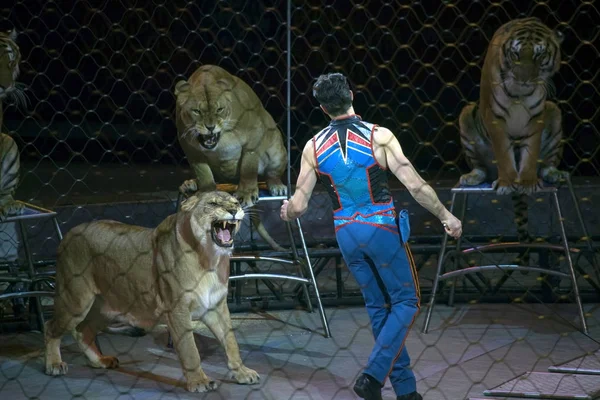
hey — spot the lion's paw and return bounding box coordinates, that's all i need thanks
[45,362,68,376]
[234,187,259,208]
[186,377,220,393]
[267,180,287,196]
[269,184,287,196]
[179,179,199,196]
[230,365,260,385]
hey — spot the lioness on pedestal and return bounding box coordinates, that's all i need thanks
[43,191,260,393]
[175,64,288,251]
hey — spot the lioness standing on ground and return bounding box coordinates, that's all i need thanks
[44,191,260,393]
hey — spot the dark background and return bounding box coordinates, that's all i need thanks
[1,0,598,194]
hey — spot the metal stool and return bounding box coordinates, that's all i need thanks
[168,184,331,345]
[0,201,63,333]
[422,178,592,335]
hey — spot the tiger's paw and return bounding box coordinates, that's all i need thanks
[492,179,516,195]
[459,169,486,186]
[514,179,544,196]
[541,166,569,185]
[0,200,24,222]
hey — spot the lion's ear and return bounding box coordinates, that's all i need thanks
[216,78,233,91]
[8,29,17,42]
[175,80,190,96]
[180,195,200,212]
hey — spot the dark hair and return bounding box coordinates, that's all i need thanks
[312,73,352,117]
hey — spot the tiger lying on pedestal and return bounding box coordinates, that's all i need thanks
[0,29,25,221]
[458,18,569,267]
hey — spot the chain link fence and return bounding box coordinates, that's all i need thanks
[1,0,600,399]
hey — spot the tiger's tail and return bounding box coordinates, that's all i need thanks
[511,193,532,269]
[0,133,20,199]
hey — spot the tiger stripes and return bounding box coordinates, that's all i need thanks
[458,18,569,266]
[0,29,24,221]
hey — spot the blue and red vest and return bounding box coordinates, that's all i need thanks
[313,115,397,233]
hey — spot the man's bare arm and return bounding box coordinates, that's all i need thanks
[286,141,318,220]
[374,127,452,222]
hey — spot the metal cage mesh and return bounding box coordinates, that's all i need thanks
[0,1,599,399]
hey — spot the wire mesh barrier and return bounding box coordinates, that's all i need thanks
[0,0,599,399]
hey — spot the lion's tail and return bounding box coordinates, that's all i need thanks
[250,212,287,252]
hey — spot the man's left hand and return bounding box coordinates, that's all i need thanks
[280,200,291,221]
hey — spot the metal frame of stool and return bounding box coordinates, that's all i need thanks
[170,189,331,341]
[422,180,589,335]
[0,201,63,332]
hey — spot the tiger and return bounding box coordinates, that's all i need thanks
[458,18,568,267]
[0,29,25,221]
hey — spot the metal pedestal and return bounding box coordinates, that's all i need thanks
[422,181,589,335]
[171,186,331,343]
[0,201,63,333]
[548,350,600,375]
[483,371,600,399]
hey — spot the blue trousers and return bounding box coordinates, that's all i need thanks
[335,212,420,396]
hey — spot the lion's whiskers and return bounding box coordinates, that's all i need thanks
[182,126,199,139]
[243,209,264,217]
[221,117,236,131]
[241,203,266,212]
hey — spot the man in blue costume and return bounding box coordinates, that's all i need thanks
[280,73,462,400]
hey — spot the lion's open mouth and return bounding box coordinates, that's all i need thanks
[211,220,239,247]
[197,132,221,150]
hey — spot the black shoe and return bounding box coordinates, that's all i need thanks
[353,373,383,400]
[397,392,423,400]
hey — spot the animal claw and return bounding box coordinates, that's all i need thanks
[459,169,486,186]
[186,378,220,393]
[267,182,288,197]
[234,187,260,208]
[230,366,260,385]
[514,179,544,195]
[179,179,199,196]
[45,362,68,376]
[492,179,516,195]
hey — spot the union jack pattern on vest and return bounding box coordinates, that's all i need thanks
[313,115,396,232]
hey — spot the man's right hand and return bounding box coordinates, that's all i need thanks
[441,213,462,239]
